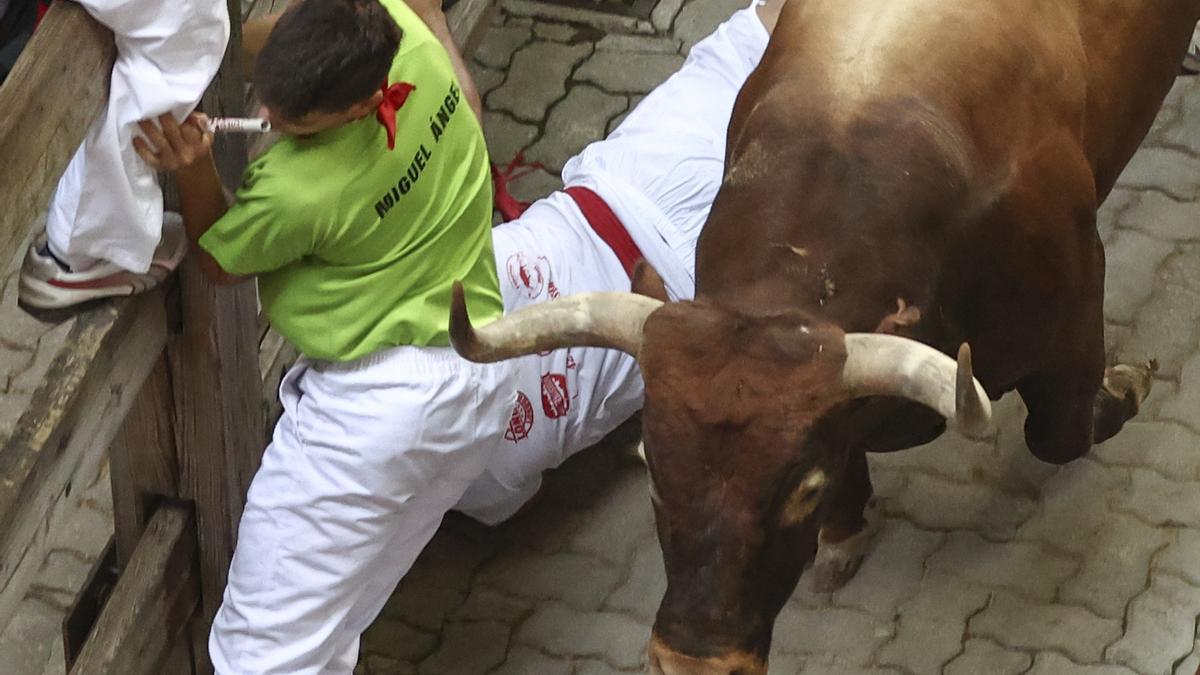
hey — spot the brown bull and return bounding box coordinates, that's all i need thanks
[451,0,1199,672]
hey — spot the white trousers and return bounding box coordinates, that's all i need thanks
[45,0,229,272]
[209,4,769,673]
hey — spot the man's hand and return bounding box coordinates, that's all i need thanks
[132,112,214,172]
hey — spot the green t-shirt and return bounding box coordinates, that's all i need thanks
[199,0,502,362]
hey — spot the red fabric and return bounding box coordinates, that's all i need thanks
[375,81,416,150]
[564,186,644,279]
[490,151,544,221]
[35,2,51,28]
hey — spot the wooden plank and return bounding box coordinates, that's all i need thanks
[62,539,119,671]
[0,292,167,635]
[447,0,499,57]
[68,503,199,675]
[109,356,180,567]
[0,1,115,263]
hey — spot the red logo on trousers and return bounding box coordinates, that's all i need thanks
[541,373,570,418]
[506,391,534,442]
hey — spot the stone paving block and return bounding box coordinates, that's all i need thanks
[872,402,1055,497]
[1097,187,1138,244]
[1105,572,1200,675]
[596,34,682,53]
[488,645,572,675]
[361,619,439,663]
[927,531,1077,601]
[1113,468,1200,528]
[362,655,414,675]
[1018,458,1130,553]
[507,167,564,204]
[533,21,577,42]
[1113,242,1200,372]
[503,0,652,34]
[1158,528,1200,587]
[452,586,533,623]
[674,0,746,51]
[1095,418,1200,480]
[1160,352,1200,432]
[483,111,538,164]
[877,613,971,674]
[415,621,509,675]
[970,590,1122,662]
[1025,653,1139,675]
[1176,652,1200,675]
[773,605,892,666]
[1121,190,1200,242]
[477,549,625,610]
[9,320,73,394]
[1104,229,1177,324]
[381,527,494,630]
[607,95,642,135]
[882,471,1038,539]
[1058,513,1171,620]
[474,24,532,70]
[527,85,629,173]
[0,274,61,351]
[575,51,685,93]
[943,638,1031,675]
[830,520,943,617]
[514,601,649,670]
[651,0,685,32]
[604,538,666,622]
[490,41,593,122]
[573,658,634,675]
[468,62,505,99]
[568,470,655,565]
[1115,146,1200,200]
[0,346,33,391]
[0,598,63,675]
[1152,77,1200,153]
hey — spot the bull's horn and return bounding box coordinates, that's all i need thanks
[842,334,993,438]
[449,282,664,362]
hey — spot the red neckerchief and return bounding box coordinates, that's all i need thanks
[491,150,545,221]
[376,81,417,150]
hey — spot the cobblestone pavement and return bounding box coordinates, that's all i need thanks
[4,0,1200,673]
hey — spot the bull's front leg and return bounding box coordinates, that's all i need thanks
[1017,302,1155,462]
[808,450,873,593]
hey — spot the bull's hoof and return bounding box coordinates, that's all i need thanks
[806,528,873,593]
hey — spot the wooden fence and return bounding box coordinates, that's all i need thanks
[0,0,496,671]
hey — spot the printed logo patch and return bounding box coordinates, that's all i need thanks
[540,373,570,418]
[506,391,534,442]
[506,253,552,299]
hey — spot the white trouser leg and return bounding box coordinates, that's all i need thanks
[210,349,515,675]
[455,198,644,524]
[46,0,228,272]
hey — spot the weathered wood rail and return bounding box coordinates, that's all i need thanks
[0,0,497,672]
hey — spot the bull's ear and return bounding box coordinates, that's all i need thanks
[632,260,669,302]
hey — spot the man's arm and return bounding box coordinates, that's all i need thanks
[133,113,247,286]
[405,0,484,121]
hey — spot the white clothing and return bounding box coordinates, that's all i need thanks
[45,0,229,272]
[210,4,769,673]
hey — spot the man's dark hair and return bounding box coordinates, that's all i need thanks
[256,0,402,120]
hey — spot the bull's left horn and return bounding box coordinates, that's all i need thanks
[449,282,664,362]
[842,334,993,439]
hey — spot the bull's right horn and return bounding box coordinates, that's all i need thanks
[842,334,993,438]
[449,282,664,362]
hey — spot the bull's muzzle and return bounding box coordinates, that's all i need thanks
[648,635,766,675]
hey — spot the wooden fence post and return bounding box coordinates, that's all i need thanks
[166,3,266,670]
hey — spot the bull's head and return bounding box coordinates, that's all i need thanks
[449,282,990,674]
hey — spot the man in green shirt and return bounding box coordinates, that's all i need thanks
[138,0,789,670]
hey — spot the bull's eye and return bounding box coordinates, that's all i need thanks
[779,469,827,525]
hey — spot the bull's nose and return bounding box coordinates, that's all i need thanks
[648,635,766,675]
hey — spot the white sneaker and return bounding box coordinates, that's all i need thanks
[18,213,188,310]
